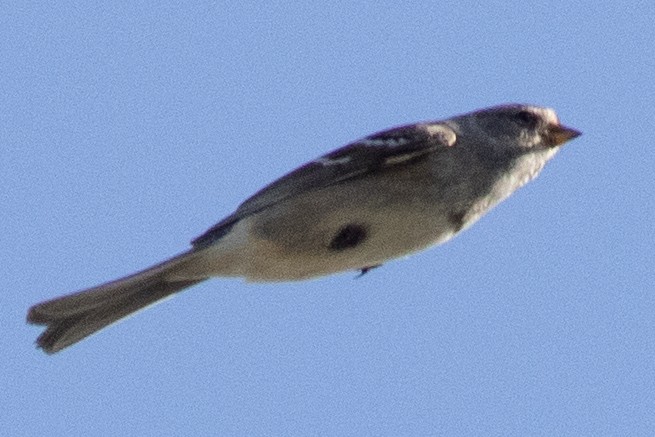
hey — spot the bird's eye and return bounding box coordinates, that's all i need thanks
[515,110,539,128]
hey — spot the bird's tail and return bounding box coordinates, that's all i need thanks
[27,250,208,354]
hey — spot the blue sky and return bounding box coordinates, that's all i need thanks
[3,2,654,436]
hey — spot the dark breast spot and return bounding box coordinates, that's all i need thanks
[329,224,368,251]
[448,211,467,232]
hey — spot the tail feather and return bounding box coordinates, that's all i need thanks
[31,279,204,354]
[28,251,208,354]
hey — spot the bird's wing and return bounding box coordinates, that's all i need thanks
[191,122,456,248]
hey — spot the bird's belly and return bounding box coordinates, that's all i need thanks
[241,182,462,281]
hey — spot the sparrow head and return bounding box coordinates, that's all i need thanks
[449,104,581,153]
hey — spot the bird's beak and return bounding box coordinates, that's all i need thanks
[546,124,582,147]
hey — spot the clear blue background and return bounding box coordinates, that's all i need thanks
[4,2,654,436]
